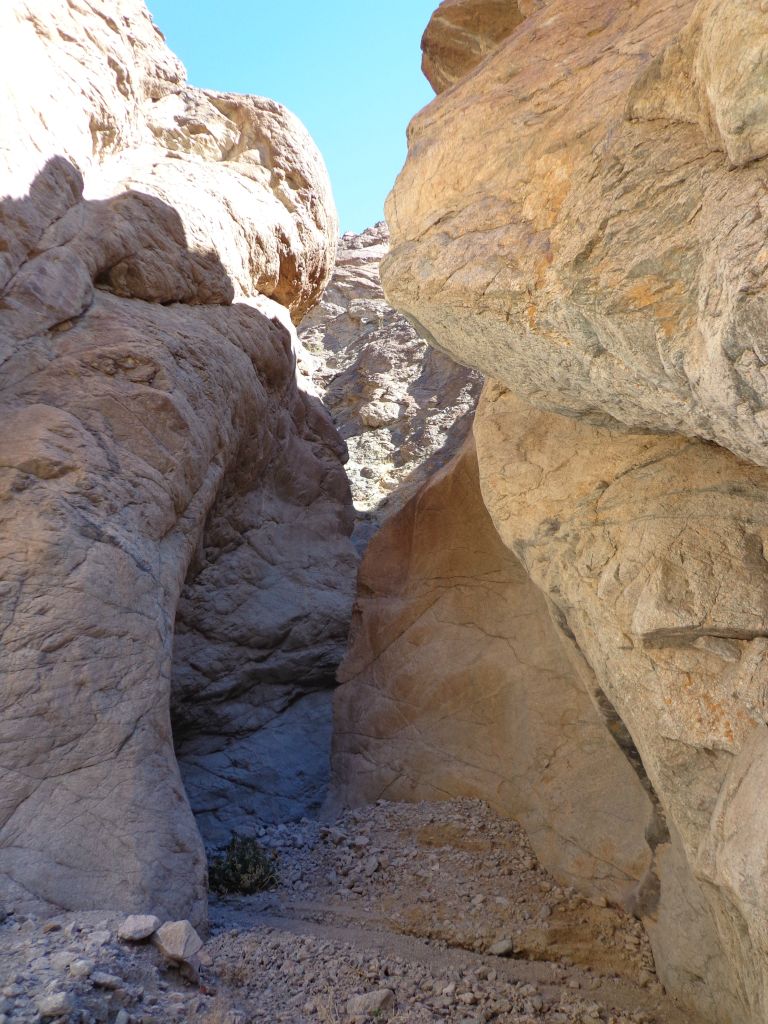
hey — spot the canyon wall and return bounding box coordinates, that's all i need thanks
[299,223,481,550]
[333,438,656,905]
[337,0,768,1021]
[0,0,354,923]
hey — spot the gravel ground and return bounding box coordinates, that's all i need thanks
[0,799,697,1024]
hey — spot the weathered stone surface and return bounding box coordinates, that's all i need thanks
[118,915,160,942]
[300,223,481,549]
[346,988,395,1018]
[421,0,541,94]
[1,1,335,322]
[385,0,768,470]
[152,920,203,964]
[0,0,351,924]
[474,383,768,1023]
[333,439,654,903]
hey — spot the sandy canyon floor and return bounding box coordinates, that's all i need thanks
[0,800,698,1024]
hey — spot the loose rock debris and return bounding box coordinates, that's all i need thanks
[0,800,696,1023]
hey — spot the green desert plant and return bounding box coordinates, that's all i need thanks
[207,833,279,895]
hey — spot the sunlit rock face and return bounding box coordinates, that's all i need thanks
[299,222,482,550]
[475,384,768,1023]
[363,0,768,1020]
[333,438,656,905]
[0,0,352,924]
[385,0,768,471]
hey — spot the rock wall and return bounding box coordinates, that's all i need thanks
[333,439,655,904]
[0,0,354,924]
[336,0,768,1021]
[475,384,768,1022]
[299,223,481,549]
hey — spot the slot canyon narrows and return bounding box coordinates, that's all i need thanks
[2,2,768,1023]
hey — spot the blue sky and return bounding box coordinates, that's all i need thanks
[147,1,437,234]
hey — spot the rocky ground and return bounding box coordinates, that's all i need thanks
[0,800,696,1024]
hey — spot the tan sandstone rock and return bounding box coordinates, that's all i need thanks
[421,0,536,94]
[385,0,768,470]
[333,439,654,903]
[474,384,768,1023]
[152,919,203,964]
[0,0,352,924]
[370,0,768,1018]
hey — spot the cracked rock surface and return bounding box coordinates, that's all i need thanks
[354,0,768,1020]
[0,0,354,922]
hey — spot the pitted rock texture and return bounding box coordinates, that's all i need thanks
[0,0,352,924]
[474,383,768,1023]
[421,0,545,94]
[384,0,768,470]
[333,439,654,905]
[299,223,481,549]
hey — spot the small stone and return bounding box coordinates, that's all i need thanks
[487,938,515,957]
[346,988,396,1016]
[42,921,62,933]
[69,959,94,979]
[50,951,75,971]
[115,1011,131,1024]
[89,929,112,946]
[37,992,74,1018]
[363,855,380,877]
[118,915,161,942]
[153,920,203,964]
[92,971,122,989]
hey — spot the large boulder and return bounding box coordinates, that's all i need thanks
[371,0,768,1019]
[384,0,768,469]
[333,439,655,904]
[0,0,351,922]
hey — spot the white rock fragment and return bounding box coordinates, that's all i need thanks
[69,959,94,979]
[37,991,74,1018]
[152,920,203,964]
[487,937,515,957]
[118,914,160,942]
[346,988,395,1017]
[91,970,122,989]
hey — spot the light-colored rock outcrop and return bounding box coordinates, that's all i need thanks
[299,223,481,549]
[0,0,352,923]
[333,439,655,903]
[385,0,768,471]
